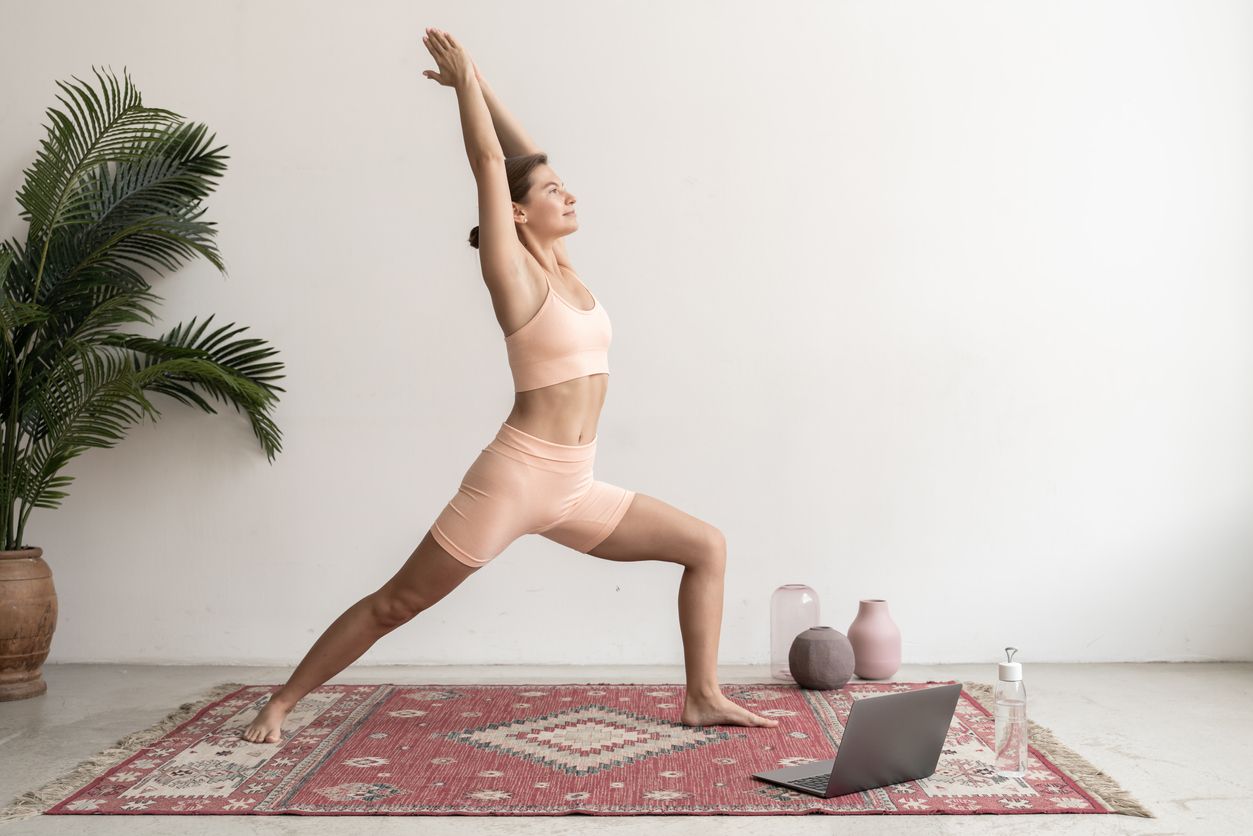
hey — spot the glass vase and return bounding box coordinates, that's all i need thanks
[771,583,820,680]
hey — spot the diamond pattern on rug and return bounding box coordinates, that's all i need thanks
[439,703,734,777]
[32,681,1142,817]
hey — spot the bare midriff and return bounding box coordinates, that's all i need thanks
[504,372,607,446]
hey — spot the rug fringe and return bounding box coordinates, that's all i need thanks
[961,681,1155,818]
[0,681,250,826]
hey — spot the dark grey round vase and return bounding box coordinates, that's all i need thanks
[788,626,855,690]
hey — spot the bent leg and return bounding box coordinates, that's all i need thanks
[578,490,778,729]
[579,491,726,697]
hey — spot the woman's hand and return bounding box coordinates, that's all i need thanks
[421,26,477,89]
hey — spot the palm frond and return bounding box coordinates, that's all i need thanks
[116,313,286,463]
[1,68,288,549]
[17,343,156,513]
[15,65,182,245]
[55,119,231,291]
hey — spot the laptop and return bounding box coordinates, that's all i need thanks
[751,682,963,798]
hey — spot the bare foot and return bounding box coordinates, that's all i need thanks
[242,697,294,743]
[681,693,780,728]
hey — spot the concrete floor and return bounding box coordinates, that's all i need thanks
[1,662,1249,834]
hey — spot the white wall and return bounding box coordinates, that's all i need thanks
[2,0,1250,666]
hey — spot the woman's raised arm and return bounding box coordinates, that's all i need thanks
[475,71,542,159]
[422,28,504,167]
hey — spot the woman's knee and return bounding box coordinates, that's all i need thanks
[371,531,480,626]
[369,588,426,627]
[694,525,727,570]
[706,526,726,566]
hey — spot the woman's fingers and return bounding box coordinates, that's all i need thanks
[426,27,460,54]
[423,27,470,85]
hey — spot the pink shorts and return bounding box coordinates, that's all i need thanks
[430,421,637,568]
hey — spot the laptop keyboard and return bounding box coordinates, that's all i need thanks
[792,772,832,791]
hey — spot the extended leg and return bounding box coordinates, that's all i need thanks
[241,531,481,742]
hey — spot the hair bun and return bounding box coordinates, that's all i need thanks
[465,151,548,252]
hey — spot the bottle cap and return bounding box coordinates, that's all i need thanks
[998,646,1022,681]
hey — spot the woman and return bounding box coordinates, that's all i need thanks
[242,27,777,744]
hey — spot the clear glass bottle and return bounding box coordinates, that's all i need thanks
[770,584,820,680]
[994,646,1028,776]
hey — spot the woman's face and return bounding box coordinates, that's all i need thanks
[517,166,577,236]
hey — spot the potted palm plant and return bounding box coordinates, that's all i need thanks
[0,65,286,701]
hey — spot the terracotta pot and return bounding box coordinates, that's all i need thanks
[847,598,901,680]
[0,546,57,701]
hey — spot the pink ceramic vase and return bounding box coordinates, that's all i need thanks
[847,598,901,679]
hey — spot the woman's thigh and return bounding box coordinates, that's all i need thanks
[581,490,725,569]
[432,436,592,564]
[375,530,482,617]
[536,478,636,555]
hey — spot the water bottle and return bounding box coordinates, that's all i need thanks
[994,646,1028,777]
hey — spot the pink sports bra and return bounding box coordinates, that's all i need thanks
[504,268,612,392]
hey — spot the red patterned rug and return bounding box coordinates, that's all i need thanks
[0,680,1153,820]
